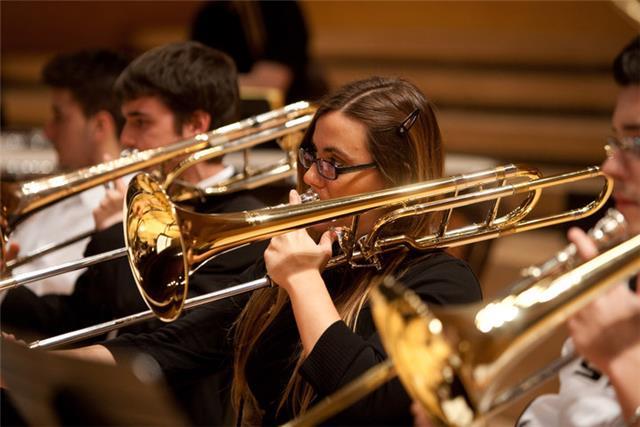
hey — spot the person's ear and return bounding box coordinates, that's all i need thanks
[181,110,211,137]
[90,110,117,143]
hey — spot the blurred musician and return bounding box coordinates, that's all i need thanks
[518,36,640,427]
[1,41,267,426]
[191,0,328,104]
[4,50,128,296]
[56,77,482,425]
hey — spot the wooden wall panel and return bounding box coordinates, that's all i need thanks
[302,1,637,65]
[0,1,202,51]
[1,1,638,164]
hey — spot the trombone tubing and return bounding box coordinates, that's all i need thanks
[5,228,94,270]
[0,248,127,292]
[0,112,313,287]
[3,116,306,270]
[30,165,610,349]
[3,163,528,292]
[1,101,314,233]
[29,276,270,349]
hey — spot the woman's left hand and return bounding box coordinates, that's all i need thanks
[264,190,337,293]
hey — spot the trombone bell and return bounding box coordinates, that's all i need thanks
[372,234,640,426]
[124,173,187,321]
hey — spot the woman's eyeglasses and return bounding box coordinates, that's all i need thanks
[297,147,377,180]
[605,136,640,158]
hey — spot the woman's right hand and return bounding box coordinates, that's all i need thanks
[263,190,336,293]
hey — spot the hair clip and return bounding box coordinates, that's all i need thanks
[398,109,420,136]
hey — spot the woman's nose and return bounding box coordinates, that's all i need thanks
[303,163,325,189]
[601,149,627,180]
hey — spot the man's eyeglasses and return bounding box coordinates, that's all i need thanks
[298,147,378,180]
[605,136,640,158]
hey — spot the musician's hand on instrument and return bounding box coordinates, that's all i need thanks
[1,242,19,273]
[1,242,19,262]
[411,401,435,427]
[265,190,341,356]
[93,178,126,231]
[264,190,337,292]
[0,331,27,389]
[568,280,640,376]
[567,227,599,260]
[1,331,25,346]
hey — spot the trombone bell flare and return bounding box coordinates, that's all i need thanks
[124,173,188,322]
[371,234,640,427]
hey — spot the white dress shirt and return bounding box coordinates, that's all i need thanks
[4,165,237,298]
[8,186,105,296]
[518,339,624,427]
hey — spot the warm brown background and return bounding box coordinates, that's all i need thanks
[2,1,638,425]
[2,1,638,164]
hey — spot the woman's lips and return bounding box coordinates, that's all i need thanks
[615,195,639,208]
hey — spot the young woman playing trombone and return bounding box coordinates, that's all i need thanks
[40,77,483,424]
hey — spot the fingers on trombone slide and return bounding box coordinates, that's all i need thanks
[1,242,20,274]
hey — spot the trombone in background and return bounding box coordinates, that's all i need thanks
[284,233,640,427]
[27,164,613,349]
[502,207,628,296]
[0,101,316,264]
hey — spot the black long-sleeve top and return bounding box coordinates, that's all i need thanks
[105,249,481,425]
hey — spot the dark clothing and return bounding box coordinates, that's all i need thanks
[106,250,482,425]
[1,191,267,426]
[1,191,266,339]
[191,1,327,103]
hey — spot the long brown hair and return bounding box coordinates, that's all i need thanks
[231,77,443,424]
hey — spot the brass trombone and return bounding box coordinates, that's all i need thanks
[502,207,628,296]
[1,101,316,262]
[284,234,640,427]
[27,164,612,348]
[1,163,536,292]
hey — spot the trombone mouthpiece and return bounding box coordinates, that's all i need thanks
[299,189,319,204]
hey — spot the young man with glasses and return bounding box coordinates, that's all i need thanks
[517,36,640,427]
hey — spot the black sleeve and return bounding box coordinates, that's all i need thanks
[299,252,482,424]
[105,300,239,384]
[0,224,127,340]
[103,259,267,380]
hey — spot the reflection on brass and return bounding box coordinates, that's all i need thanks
[504,208,628,296]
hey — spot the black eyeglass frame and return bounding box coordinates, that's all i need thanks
[605,135,640,157]
[297,147,378,181]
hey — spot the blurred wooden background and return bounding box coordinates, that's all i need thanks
[1,1,638,425]
[3,1,637,165]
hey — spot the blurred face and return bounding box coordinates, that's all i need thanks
[302,111,387,234]
[602,85,640,234]
[43,88,94,169]
[120,96,181,151]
